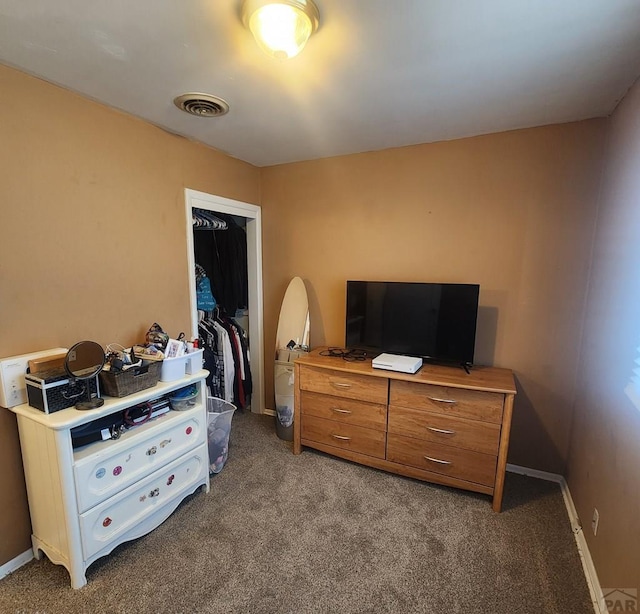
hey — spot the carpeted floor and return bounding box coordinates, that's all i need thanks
[0,411,593,614]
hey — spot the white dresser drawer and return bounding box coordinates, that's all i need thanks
[74,411,204,513]
[79,443,208,560]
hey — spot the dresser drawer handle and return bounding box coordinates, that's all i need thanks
[331,407,352,414]
[424,455,452,465]
[427,396,457,404]
[427,426,456,435]
[331,382,353,389]
[332,434,351,441]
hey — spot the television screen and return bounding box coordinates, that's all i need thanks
[345,281,480,365]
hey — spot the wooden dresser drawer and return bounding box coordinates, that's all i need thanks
[389,380,504,423]
[387,405,500,455]
[301,415,386,459]
[301,390,387,430]
[299,366,388,404]
[387,433,497,486]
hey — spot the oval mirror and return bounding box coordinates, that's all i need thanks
[64,340,106,410]
[275,277,310,353]
[274,277,310,442]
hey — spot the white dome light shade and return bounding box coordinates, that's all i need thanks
[242,0,319,60]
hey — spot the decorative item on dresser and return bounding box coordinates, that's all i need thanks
[293,349,517,512]
[9,371,210,588]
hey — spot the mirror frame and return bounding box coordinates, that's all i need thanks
[64,340,106,410]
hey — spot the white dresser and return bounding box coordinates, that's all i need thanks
[10,371,210,588]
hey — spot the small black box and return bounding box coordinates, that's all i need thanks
[25,368,100,414]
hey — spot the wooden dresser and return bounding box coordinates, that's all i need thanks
[293,349,516,511]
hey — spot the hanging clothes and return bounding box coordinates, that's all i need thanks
[193,210,252,410]
[215,313,252,409]
[195,264,216,312]
[193,213,248,317]
[197,310,252,410]
[198,314,224,399]
[213,319,236,404]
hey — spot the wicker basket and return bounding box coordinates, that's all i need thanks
[99,361,162,397]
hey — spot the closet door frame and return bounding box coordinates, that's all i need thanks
[184,188,265,414]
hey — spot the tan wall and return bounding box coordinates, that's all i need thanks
[261,121,607,474]
[567,79,640,588]
[0,59,622,584]
[0,63,260,565]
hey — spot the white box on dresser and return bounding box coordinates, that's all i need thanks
[9,371,210,589]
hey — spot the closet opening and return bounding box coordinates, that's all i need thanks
[184,188,265,414]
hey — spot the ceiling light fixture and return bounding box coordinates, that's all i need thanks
[241,0,320,60]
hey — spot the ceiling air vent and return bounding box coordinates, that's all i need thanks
[173,93,229,117]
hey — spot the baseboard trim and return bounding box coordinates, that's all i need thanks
[506,463,564,483]
[506,464,606,614]
[0,549,33,581]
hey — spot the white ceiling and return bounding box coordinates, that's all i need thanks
[1,1,640,167]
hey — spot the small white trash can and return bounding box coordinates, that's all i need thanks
[206,397,236,474]
[274,361,295,441]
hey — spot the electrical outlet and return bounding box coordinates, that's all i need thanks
[592,508,600,536]
[0,358,33,408]
[0,348,67,408]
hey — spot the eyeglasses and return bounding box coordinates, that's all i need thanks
[319,347,367,362]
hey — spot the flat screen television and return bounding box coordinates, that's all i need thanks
[345,281,480,366]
